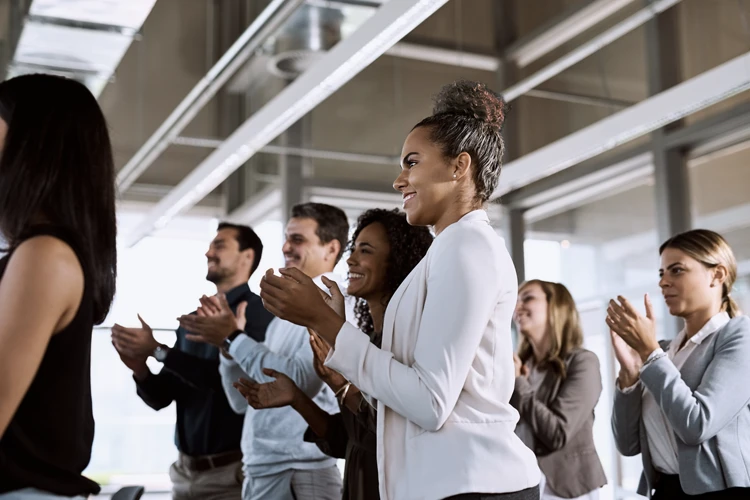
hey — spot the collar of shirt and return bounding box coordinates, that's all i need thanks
[458,209,489,224]
[223,283,251,308]
[671,311,731,354]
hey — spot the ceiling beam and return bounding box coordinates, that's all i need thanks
[123,0,451,248]
[116,0,306,191]
[502,0,682,102]
[492,49,750,200]
[504,0,637,68]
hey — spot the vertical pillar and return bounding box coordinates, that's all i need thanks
[645,1,691,339]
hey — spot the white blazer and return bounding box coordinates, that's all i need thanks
[327,210,541,500]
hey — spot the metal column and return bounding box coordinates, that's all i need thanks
[645,1,690,337]
[280,117,309,224]
[508,208,527,284]
[494,0,525,284]
[219,0,253,216]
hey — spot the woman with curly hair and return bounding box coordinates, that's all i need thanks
[236,209,432,500]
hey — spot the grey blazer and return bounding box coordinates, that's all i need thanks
[612,315,750,497]
[511,348,607,498]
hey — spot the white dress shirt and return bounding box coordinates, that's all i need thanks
[640,311,731,474]
[326,210,540,500]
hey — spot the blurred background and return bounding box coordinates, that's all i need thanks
[2,0,750,498]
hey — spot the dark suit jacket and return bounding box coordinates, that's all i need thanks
[511,348,607,498]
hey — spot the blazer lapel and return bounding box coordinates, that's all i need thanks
[381,263,420,352]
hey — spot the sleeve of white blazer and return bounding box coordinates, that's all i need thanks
[639,315,750,446]
[326,226,503,432]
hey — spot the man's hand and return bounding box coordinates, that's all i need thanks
[112,340,149,381]
[179,294,244,347]
[111,315,159,358]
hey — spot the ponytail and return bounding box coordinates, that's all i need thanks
[722,293,741,318]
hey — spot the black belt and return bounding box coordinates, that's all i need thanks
[179,450,243,472]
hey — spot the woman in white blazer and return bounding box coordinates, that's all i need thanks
[260,81,541,500]
[609,229,750,499]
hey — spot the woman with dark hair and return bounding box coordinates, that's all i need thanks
[235,209,433,500]
[610,229,750,499]
[0,74,117,499]
[260,81,541,499]
[512,280,606,500]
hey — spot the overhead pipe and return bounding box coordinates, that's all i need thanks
[116,0,306,191]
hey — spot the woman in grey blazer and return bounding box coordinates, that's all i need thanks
[512,280,607,500]
[609,229,750,499]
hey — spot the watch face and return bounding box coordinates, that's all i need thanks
[154,346,167,362]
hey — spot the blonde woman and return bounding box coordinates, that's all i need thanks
[610,229,750,499]
[512,280,606,500]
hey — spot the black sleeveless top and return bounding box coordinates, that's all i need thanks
[0,226,100,496]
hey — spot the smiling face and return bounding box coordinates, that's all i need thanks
[282,216,338,277]
[393,126,457,228]
[659,247,724,317]
[514,282,549,343]
[346,222,390,302]
[205,228,253,286]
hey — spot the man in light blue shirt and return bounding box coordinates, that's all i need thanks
[183,203,351,500]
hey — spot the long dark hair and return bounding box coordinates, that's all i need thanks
[0,74,117,324]
[349,209,433,335]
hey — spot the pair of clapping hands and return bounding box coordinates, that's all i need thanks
[177,268,347,348]
[606,294,661,388]
[184,268,348,409]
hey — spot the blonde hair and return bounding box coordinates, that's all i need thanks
[517,280,583,379]
[659,229,741,318]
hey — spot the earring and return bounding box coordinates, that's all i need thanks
[453,173,457,179]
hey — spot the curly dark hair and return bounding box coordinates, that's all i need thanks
[413,80,507,204]
[349,209,433,335]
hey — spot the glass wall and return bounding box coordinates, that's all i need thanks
[525,178,666,500]
[86,213,285,490]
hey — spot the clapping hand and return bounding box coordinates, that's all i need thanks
[178,294,246,347]
[234,369,300,409]
[513,354,529,378]
[111,314,158,358]
[605,294,660,362]
[309,329,347,392]
[259,268,345,345]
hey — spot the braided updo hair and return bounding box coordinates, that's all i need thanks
[413,80,507,204]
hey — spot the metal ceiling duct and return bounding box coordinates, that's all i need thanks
[266,4,344,80]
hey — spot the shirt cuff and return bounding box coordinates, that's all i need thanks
[616,379,641,394]
[639,347,666,373]
[228,331,258,359]
[325,322,372,376]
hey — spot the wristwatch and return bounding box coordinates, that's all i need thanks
[153,344,169,362]
[222,329,245,353]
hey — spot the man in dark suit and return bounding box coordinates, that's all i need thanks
[112,222,274,499]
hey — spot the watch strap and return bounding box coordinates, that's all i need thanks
[222,329,245,352]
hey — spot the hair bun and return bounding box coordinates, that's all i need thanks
[432,80,505,130]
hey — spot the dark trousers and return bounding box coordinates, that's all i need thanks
[444,485,539,500]
[653,475,750,499]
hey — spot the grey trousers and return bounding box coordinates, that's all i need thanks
[242,466,342,500]
[169,457,243,500]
